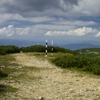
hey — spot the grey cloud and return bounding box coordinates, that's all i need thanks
[0,0,79,15]
[64,0,78,5]
[1,0,100,19]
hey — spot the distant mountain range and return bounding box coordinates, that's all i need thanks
[61,43,100,50]
[0,39,44,47]
[0,39,100,50]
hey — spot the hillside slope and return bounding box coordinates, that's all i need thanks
[1,53,100,100]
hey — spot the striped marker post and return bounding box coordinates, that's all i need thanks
[45,40,48,57]
[51,40,54,56]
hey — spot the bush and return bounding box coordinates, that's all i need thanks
[0,51,6,55]
[0,45,20,55]
[92,65,100,75]
[52,55,100,75]
[21,45,74,53]
[53,55,94,68]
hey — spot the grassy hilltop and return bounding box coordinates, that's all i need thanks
[0,45,100,96]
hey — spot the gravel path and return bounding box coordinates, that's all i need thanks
[1,53,100,100]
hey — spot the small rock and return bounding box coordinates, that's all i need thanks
[35,96,44,100]
[98,87,100,91]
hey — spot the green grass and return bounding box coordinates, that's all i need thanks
[0,70,8,78]
[0,84,17,94]
[52,54,100,76]
[0,54,18,94]
[0,54,15,66]
[0,55,13,79]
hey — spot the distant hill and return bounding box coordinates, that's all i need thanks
[0,39,43,47]
[0,39,100,50]
[61,43,100,50]
[76,48,100,53]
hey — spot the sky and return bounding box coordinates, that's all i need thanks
[0,0,100,45]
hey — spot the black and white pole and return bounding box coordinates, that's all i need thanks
[51,40,53,56]
[45,40,48,57]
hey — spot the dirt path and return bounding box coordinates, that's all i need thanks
[2,53,100,100]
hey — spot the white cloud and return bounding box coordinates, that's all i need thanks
[95,32,100,37]
[68,27,96,36]
[0,24,47,37]
[0,25,99,38]
[45,27,97,36]
[0,25,33,37]
[16,27,32,36]
[0,25,16,36]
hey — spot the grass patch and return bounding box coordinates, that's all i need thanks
[0,84,17,94]
[0,54,18,95]
[0,55,14,79]
[0,55,15,66]
[0,70,8,78]
[10,66,42,81]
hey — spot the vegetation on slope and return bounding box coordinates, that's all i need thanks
[0,45,20,55]
[52,54,100,75]
[0,55,17,94]
[0,45,75,55]
[75,48,100,57]
[20,45,74,53]
[0,45,100,76]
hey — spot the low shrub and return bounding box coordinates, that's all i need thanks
[0,45,20,55]
[92,65,100,75]
[53,55,100,75]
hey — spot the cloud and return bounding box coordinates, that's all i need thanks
[0,0,78,14]
[0,13,55,23]
[0,25,99,40]
[73,0,100,16]
[68,27,96,36]
[0,0,100,18]
[0,25,33,37]
[95,32,100,37]
[45,27,97,36]
[0,25,16,36]
[52,20,96,27]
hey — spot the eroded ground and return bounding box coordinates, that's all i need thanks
[0,53,100,100]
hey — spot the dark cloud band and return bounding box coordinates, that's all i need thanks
[0,0,79,15]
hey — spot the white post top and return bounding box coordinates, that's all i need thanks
[52,40,53,45]
[46,40,48,43]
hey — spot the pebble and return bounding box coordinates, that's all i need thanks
[35,96,44,100]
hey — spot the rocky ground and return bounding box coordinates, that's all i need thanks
[0,53,100,100]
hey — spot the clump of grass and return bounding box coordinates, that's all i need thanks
[0,84,17,94]
[0,70,8,78]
